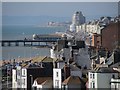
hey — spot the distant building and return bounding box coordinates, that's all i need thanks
[70,11,86,32]
[76,20,103,34]
[72,11,85,25]
[50,39,91,69]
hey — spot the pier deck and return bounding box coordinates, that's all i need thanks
[0,39,58,47]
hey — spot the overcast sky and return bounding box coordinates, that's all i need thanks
[2,2,118,18]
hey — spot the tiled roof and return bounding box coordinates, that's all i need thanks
[35,77,52,85]
[32,56,46,63]
[20,56,59,68]
[92,67,119,73]
[62,76,81,85]
[41,56,54,62]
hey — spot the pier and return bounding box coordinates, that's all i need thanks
[0,34,63,47]
[0,39,58,47]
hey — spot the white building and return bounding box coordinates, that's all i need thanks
[12,65,28,89]
[12,68,17,89]
[51,39,91,69]
[70,24,76,32]
[76,16,112,34]
[111,78,120,90]
[53,68,62,89]
[88,67,118,89]
[76,21,101,34]
[70,11,85,32]
[72,11,85,25]
[21,68,27,88]
[50,44,71,63]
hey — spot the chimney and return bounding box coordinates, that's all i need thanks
[54,61,57,68]
[40,62,44,68]
[71,49,74,58]
[64,62,70,79]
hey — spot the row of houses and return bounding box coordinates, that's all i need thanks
[11,39,90,90]
[77,16,120,51]
[11,38,120,90]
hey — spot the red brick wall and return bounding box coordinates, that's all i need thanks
[101,22,120,51]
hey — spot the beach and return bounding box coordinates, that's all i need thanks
[0,57,34,66]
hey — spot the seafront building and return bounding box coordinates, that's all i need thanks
[70,11,85,32]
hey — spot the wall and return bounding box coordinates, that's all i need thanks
[111,78,120,90]
[75,48,91,69]
[101,22,120,51]
[63,48,70,62]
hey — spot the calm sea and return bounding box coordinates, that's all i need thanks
[2,25,66,60]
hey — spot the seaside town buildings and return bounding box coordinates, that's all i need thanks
[1,11,120,90]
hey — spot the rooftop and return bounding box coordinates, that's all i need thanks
[90,67,119,73]
[34,77,52,85]
[62,76,81,85]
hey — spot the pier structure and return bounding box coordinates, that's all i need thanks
[0,34,62,47]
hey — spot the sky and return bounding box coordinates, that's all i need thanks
[2,2,119,25]
[3,2,118,17]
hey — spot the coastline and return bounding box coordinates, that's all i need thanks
[0,57,36,66]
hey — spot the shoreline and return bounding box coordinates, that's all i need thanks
[0,57,37,66]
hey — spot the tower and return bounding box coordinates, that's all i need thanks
[70,11,85,32]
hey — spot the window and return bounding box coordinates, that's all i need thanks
[23,70,25,75]
[62,85,67,90]
[90,73,95,79]
[23,78,25,85]
[56,72,59,77]
[92,82,95,88]
[90,73,92,79]
[93,74,95,79]
[22,69,26,76]
[55,80,59,88]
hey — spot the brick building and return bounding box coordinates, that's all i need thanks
[91,33,101,48]
[101,21,120,51]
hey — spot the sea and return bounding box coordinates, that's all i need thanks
[2,25,66,60]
